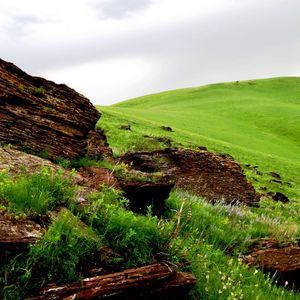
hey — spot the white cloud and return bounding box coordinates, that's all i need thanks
[93,0,154,19]
[1,0,300,104]
[41,57,154,104]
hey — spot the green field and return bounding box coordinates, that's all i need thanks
[1,77,300,299]
[98,77,300,200]
[95,77,300,298]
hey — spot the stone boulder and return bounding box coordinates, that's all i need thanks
[0,58,102,160]
[0,147,92,198]
[243,239,300,290]
[0,147,60,176]
[0,212,43,266]
[121,149,260,206]
[29,263,196,300]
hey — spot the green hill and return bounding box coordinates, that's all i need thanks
[98,77,300,200]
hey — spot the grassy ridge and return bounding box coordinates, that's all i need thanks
[99,77,300,200]
[95,77,300,298]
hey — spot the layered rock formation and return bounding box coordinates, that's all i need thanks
[0,147,86,186]
[0,58,102,160]
[121,149,260,206]
[0,147,61,176]
[30,263,196,299]
[0,212,43,266]
[244,239,300,290]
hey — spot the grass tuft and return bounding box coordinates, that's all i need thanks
[82,186,173,267]
[0,167,76,215]
[0,210,101,299]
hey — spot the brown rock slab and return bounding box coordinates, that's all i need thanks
[78,167,118,190]
[0,212,43,265]
[0,58,101,160]
[161,125,173,132]
[0,147,60,176]
[0,147,84,185]
[121,149,260,206]
[86,129,113,160]
[30,263,196,299]
[119,124,131,131]
[77,166,174,216]
[272,192,289,203]
[243,239,300,290]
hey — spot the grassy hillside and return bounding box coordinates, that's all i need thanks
[95,77,300,299]
[1,77,299,299]
[98,77,300,200]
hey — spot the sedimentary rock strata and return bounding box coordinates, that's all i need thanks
[0,58,101,160]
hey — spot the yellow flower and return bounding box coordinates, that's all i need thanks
[223,218,229,224]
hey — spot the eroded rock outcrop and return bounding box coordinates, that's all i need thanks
[0,58,103,160]
[121,149,260,206]
[78,166,174,216]
[0,147,86,185]
[0,212,43,266]
[0,147,60,176]
[243,239,300,290]
[30,263,196,300]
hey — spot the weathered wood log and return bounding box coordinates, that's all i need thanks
[30,263,196,299]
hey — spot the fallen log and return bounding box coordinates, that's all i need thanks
[30,263,196,299]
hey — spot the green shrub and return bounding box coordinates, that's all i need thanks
[165,191,297,253]
[83,187,173,267]
[70,156,103,168]
[165,191,299,299]
[66,156,116,170]
[55,156,71,168]
[185,240,297,300]
[0,210,101,299]
[32,86,45,97]
[28,210,101,282]
[0,169,10,196]
[2,167,76,215]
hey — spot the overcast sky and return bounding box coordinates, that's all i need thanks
[1,0,300,105]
